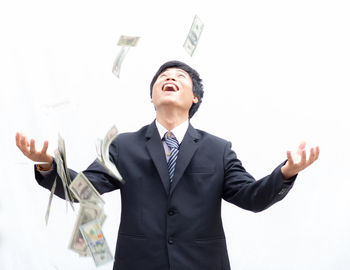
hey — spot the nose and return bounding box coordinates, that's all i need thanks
[165,76,176,81]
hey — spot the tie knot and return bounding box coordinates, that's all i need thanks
[164,132,179,149]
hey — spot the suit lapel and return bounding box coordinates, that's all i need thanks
[170,124,201,195]
[145,121,170,195]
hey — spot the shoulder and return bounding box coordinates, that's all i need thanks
[190,126,232,154]
[112,123,153,144]
[193,126,230,145]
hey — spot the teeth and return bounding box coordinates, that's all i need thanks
[163,84,177,91]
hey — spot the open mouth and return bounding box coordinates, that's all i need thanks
[162,83,179,92]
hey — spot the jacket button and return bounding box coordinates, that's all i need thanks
[168,209,175,216]
[168,237,174,244]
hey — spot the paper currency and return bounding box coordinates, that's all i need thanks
[183,15,204,56]
[96,125,124,183]
[117,35,140,47]
[58,134,70,182]
[45,177,57,225]
[68,202,106,256]
[57,134,75,205]
[80,219,114,266]
[112,35,140,78]
[44,134,75,224]
[54,149,74,211]
[69,172,105,206]
[112,46,130,78]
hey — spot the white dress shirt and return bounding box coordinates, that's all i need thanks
[155,119,189,161]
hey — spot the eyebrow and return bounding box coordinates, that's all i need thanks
[160,69,189,76]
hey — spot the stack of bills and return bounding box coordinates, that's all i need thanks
[68,172,113,265]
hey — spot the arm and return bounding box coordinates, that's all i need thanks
[222,143,295,212]
[16,132,121,199]
[222,141,319,212]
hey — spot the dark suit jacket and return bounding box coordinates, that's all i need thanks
[35,121,296,270]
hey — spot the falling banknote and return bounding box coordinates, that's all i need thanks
[112,46,130,78]
[68,202,106,257]
[183,15,204,56]
[112,35,140,78]
[80,219,114,266]
[96,125,124,183]
[117,35,140,47]
[69,172,105,207]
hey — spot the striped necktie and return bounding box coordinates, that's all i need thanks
[164,132,179,182]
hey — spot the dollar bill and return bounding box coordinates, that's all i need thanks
[57,134,75,206]
[44,134,75,224]
[112,46,130,78]
[69,172,105,206]
[117,35,140,47]
[183,15,204,56]
[96,125,124,183]
[68,203,106,256]
[45,176,57,225]
[54,149,72,211]
[80,219,114,266]
[58,134,70,182]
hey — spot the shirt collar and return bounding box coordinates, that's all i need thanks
[155,119,189,144]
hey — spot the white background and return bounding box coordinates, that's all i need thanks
[1,0,349,269]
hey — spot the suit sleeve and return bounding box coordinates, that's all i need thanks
[34,141,122,200]
[222,142,296,212]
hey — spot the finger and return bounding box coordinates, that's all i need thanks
[297,141,306,155]
[22,134,30,147]
[310,146,321,163]
[24,135,30,147]
[306,147,315,166]
[16,133,25,152]
[19,134,26,147]
[41,140,49,154]
[314,146,320,160]
[30,139,36,154]
[286,150,294,165]
[19,135,29,153]
[300,149,307,165]
[15,132,21,148]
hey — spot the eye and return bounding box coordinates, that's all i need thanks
[177,74,186,78]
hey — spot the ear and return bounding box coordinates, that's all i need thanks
[192,96,198,104]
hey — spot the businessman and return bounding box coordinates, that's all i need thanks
[16,60,319,270]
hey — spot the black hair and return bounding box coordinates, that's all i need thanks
[150,60,204,118]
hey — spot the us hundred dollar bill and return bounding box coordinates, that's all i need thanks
[96,125,124,183]
[112,35,140,78]
[112,46,130,78]
[68,203,106,256]
[183,15,204,56]
[117,35,140,47]
[69,172,105,207]
[80,219,114,266]
[54,149,72,211]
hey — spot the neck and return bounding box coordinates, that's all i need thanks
[156,108,189,131]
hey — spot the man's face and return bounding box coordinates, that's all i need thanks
[151,68,198,115]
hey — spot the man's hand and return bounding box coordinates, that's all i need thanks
[281,141,320,180]
[15,132,53,170]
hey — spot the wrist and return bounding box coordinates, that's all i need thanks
[281,165,294,180]
[36,163,52,171]
[36,157,53,171]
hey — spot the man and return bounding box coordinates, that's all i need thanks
[16,60,319,270]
